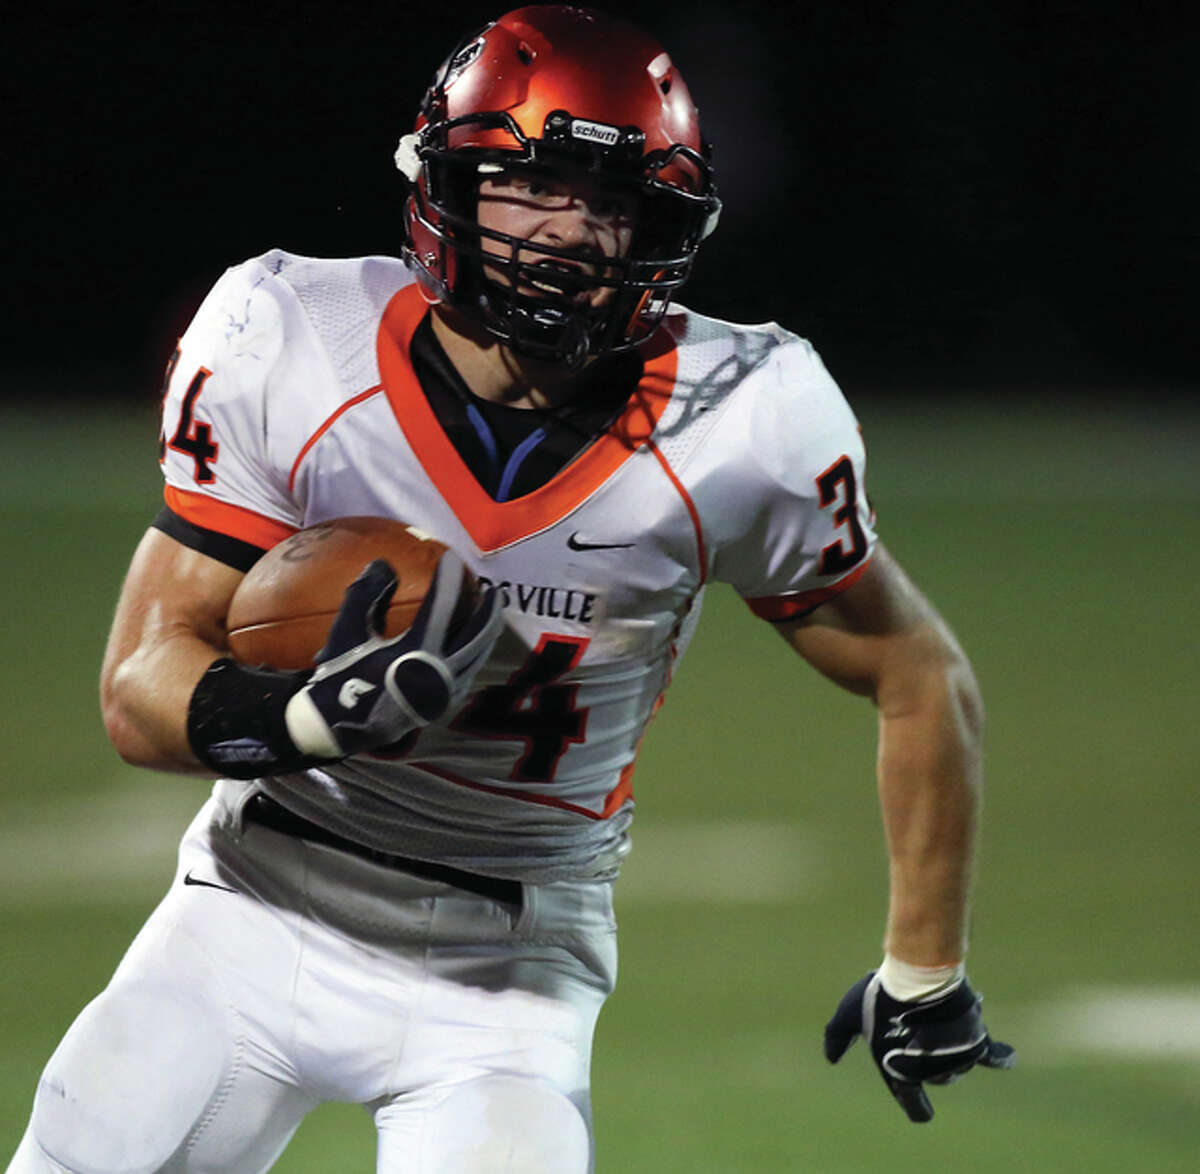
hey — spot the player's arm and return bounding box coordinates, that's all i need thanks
[100,525,503,779]
[776,543,1013,1120]
[100,527,245,775]
[779,542,979,965]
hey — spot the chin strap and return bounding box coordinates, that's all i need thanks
[504,299,593,369]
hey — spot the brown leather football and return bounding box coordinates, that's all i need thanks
[226,517,471,670]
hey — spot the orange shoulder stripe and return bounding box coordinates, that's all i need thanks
[745,555,873,621]
[288,384,385,492]
[647,439,708,586]
[163,485,297,550]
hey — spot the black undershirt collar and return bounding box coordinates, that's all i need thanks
[408,313,643,502]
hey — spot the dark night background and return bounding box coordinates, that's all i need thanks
[4,0,1196,403]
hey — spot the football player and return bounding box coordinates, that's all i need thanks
[8,6,1012,1171]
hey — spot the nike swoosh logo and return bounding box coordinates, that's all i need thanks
[183,870,238,894]
[567,532,635,552]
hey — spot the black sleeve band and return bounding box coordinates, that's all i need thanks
[152,507,268,574]
[187,658,331,779]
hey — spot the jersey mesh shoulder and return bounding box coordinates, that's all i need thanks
[160,250,413,542]
[652,303,876,616]
[651,302,796,469]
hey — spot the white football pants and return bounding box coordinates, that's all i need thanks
[7,783,616,1172]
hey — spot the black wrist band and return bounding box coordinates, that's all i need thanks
[186,658,330,778]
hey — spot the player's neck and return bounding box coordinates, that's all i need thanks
[430,306,587,411]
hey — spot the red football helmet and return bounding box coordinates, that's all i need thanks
[396,6,721,365]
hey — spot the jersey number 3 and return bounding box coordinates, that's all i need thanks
[816,455,868,575]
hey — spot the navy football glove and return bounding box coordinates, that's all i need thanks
[284,552,502,759]
[824,972,1015,1123]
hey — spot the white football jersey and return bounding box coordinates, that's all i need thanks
[159,250,877,882]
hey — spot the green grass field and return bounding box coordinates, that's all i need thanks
[1,388,1197,1170]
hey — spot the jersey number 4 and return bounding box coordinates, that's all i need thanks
[452,635,589,783]
[158,352,219,485]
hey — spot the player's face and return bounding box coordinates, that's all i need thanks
[476,168,637,309]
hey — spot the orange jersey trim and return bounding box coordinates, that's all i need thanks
[289,384,385,492]
[376,285,679,552]
[163,486,297,550]
[411,759,635,821]
[745,555,873,622]
[647,439,708,586]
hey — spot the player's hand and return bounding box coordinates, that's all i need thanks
[823,971,1015,1122]
[283,553,502,759]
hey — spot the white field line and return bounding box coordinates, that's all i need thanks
[0,774,206,906]
[0,780,821,907]
[616,821,824,904]
[1025,986,1200,1063]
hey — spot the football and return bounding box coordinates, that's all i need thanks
[226,516,470,670]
